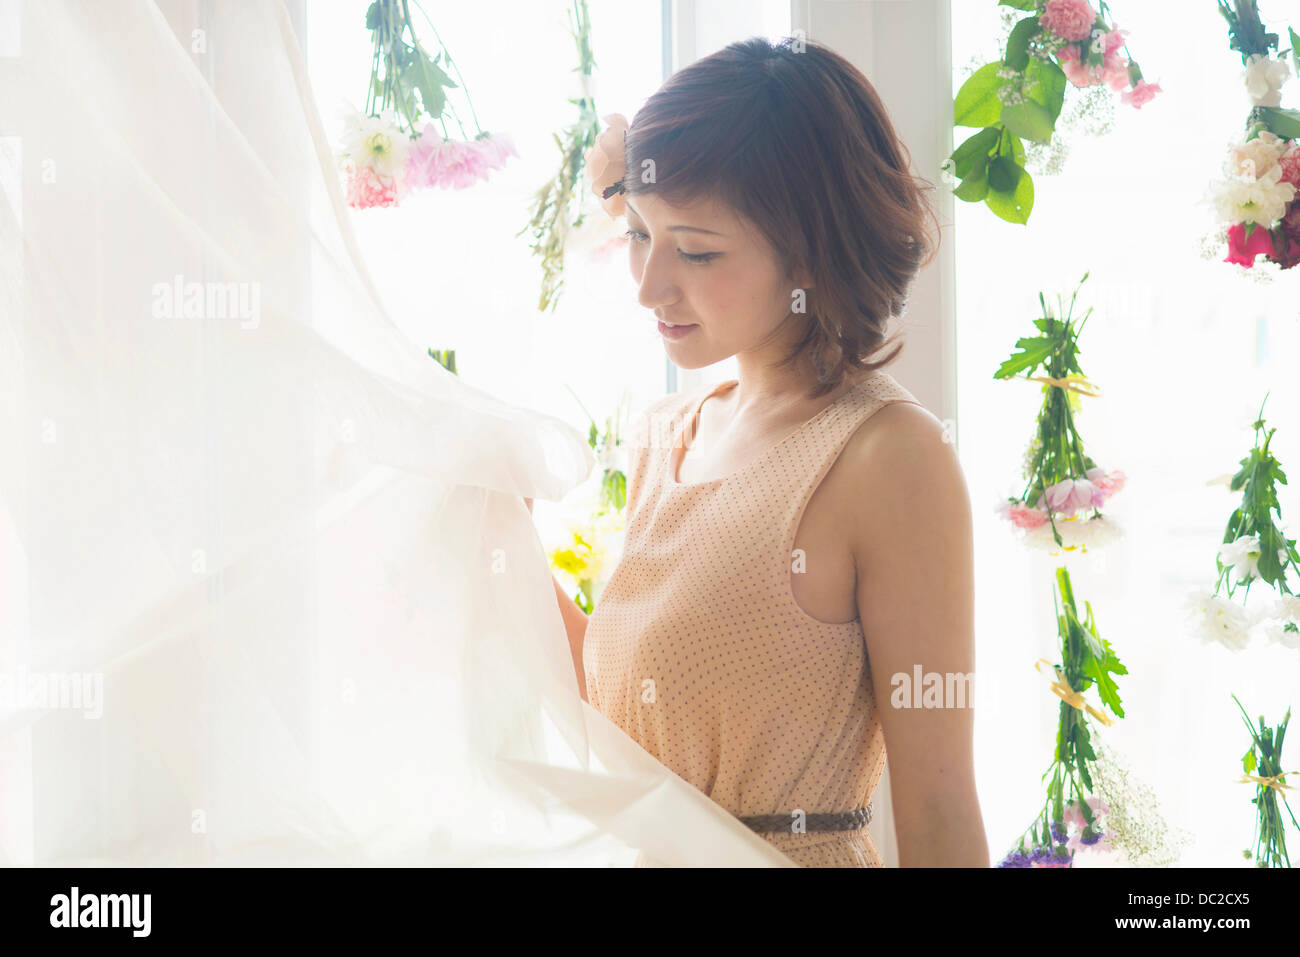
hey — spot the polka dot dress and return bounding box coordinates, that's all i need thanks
[583,370,925,867]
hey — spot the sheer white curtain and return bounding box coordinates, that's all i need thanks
[0,0,791,866]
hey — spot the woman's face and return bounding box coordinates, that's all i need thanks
[623,192,805,368]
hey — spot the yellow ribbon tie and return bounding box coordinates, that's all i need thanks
[1024,374,1101,398]
[1034,658,1114,726]
[1237,772,1297,794]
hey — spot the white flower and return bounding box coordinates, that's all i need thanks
[1257,595,1300,650]
[1209,164,1296,225]
[1023,514,1122,554]
[337,108,411,179]
[1218,534,1263,582]
[1244,53,1292,108]
[1183,591,1253,650]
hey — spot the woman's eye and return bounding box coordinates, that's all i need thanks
[623,229,719,265]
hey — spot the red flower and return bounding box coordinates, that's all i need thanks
[1224,221,1276,267]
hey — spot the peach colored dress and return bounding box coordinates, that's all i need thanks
[583,371,925,867]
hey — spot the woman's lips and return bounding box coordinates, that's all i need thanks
[657,320,697,340]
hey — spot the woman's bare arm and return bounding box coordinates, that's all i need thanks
[552,574,590,702]
[848,404,989,867]
[526,497,591,703]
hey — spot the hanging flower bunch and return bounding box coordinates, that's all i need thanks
[1185,395,1300,650]
[519,0,608,312]
[336,0,515,209]
[1231,694,1299,867]
[945,0,1160,224]
[998,567,1127,867]
[993,273,1126,553]
[1207,1,1300,268]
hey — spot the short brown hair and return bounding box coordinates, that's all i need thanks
[625,36,941,398]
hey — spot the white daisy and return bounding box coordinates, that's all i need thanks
[337,107,411,180]
[1023,514,1122,554]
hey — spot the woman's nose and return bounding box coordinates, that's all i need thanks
[635,246,680,312]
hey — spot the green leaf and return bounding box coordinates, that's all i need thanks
[987,155,1022,192]
[994,336,1054,378]
[1083,635,1127,719]
[1291,28,1300,68]
[953,153,991,201]
[955,62,1007,128]
[1002,99,1053,143]
[1001,126,1026,166]
[1243,748,1257,774]
[1004,17,1040,71]
[411,48,448,118]
[951,126,1001,178]
[365,1,380,31]
[987,164,1034,224]
[998,0,1037,9]
[1258,106,1300,140]
[1026,59,1067,123]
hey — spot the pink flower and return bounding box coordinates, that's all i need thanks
[1121,79,1161,108]
[1085,467,1126,505]
[1102,23,1128,56]
[1056,45,1093,87]
[584,113,631,218]
[404,124,505,191]
[345,166,400,209]
[1225,221,1277,266]
[997,499,1049,529]
[473,132,518,172]
[1041,0,1098,42]
[1063,796,1109,845]
[1057,42,1131,91]
[1044,477,1100,516]
[1279,144,1300,188]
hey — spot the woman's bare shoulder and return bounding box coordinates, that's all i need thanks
[837,400,972,566]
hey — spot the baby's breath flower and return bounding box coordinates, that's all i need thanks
[1091,741,1192,866]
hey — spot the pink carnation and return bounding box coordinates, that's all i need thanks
[345,166,400,209]
[1057,42,1130,91]
[1041,0,1098,42]
[1102,22,1128,56]
[1278,144,1300,188]
[997,499,1049,529]
[1121,79,1161,109]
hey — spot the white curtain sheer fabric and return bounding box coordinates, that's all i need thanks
[0,0,791,867]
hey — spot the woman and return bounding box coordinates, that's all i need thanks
[540,36,987,868]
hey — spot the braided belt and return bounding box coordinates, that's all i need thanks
[737,804,873,834]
